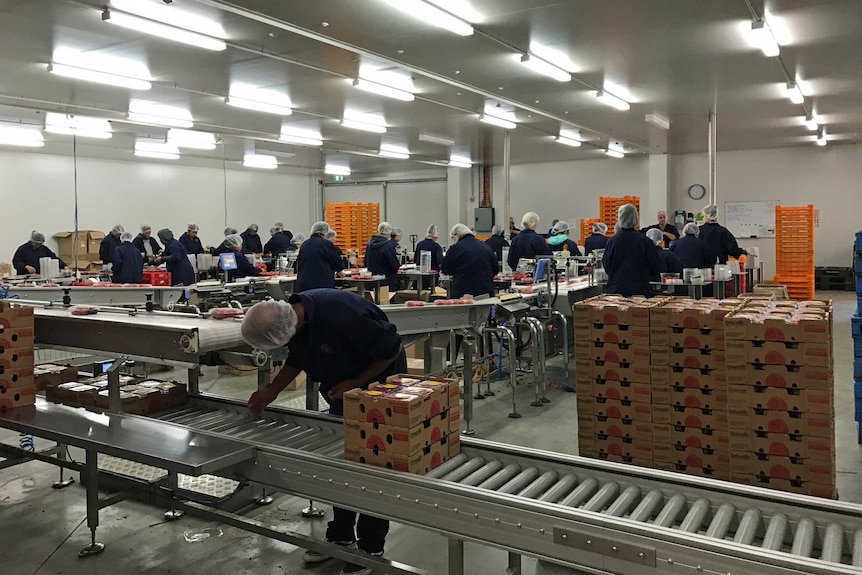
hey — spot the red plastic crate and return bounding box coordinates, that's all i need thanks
[141,270,172,286]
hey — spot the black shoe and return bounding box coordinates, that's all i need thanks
[340,551,383,575]
[563,385,575,393]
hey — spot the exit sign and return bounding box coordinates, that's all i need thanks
[333,175,344,181]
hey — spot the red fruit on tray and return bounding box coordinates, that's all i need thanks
[406,301,425,307]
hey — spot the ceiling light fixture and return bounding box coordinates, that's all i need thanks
[134,141,180,160]
[595,90,630,111]
[325,165,351,176]
[102,10,226,51]
[47,62,152,91]
[448,155,472,168]
[0,126,45,148]
[785,81,804,104]
[555,136,581,148]
[520,53,570,82]
[750,19,780,57]
[804,115,819,131]
[279,128,323,147]
[380,0,473,36]
[379,143,410,159]
[243,153,278,169]
[479,113,516,129]
[44,113,112,139]
[128,100,194,128]
[107,0,227,49]
[645,113,670,130]
[167,128,216,150]
[605,149,625,159]
[226,85,293,116]
[340,118,387,133]
[353,78,415,102]
[418,133,456,146]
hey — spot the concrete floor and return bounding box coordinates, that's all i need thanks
[1,291,860,574]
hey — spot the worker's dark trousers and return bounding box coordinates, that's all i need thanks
[326,399,390,554]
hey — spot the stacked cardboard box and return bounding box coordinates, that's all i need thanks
[724,300,836,498]
[33,363,78,392]
[343,375,460,474]
[574,295,662,467]
[45,374,188,414]
[649,299,740,481]
[54,230,104,272]
[0,302,36,414]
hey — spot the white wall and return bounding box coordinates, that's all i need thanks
[0,150,313,262]
[670,146,862,278]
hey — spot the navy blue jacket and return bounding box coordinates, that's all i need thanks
[99,234,122,265]
[642,224,680,249]
[584,233,609,255]
[550,238,582,256]
[654,245,684,280]
[240,231,263,254]
[296,234,346,292]
[670,235,715,269]
[506,229,552,270]
[281,230,294,245]
[414,238,443,289]
[179,232,205,255]
[160,239,196,286]
[698,222,745,264]
[364,235,400,290]
[132,235,162,257]
[112,243,144,284]
[602,229,661,297]
[441,235,499,299]
[226,249,262,282]
[264,233,293,258]
[12,243,67,274]
[284,289,407,412]
[484,234,509,262]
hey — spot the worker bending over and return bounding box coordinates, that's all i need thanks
[241,224,263,255]
[179,224,208,255]
[12,231,66,275]
[223,233,261,281]
[155,229,196,286]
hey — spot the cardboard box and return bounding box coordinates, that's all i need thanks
[382,375,459,409]
[585,344,651,366]
[653,404,728,429]
[670,427,730,452]
[344,439,448,474]
[726,340,829,367]
[0,347,35,371]
[0,302,34,330]
[590,361,652,384]
[651,301,736,330]
[652,365,728,390]
[589,302,654,327]
[0,367,34,389]
[54,230,105,256]
[590,324,650,347]
[729,428,834,461]
[448,432,460,456]
[449,404,461,434]
[732,451,835,486]
[731,473,836,498]
[727,384,832,415]
[0,384,35,412]
[344,383,447,428]
[0,262,12,277]
[651,325,724,348]
[344,414,449,456]
[667,386,728,410]
[590,397,652,422]
[725,363,832,391]
[578,431,595,453]
[665,347,727,371]
[594,435,653,463]
[579,416,654,442]
[724,312,830,343]
[729,407,834,438]
[33,364,78,392]
[654,442,730,471]
[591,379,651,404]
[47,382,99,406]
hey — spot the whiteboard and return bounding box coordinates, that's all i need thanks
[724,200,778,238]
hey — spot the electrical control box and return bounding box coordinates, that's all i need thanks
[474,207,495,232]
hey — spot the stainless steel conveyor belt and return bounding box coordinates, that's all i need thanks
[143,395,862,575]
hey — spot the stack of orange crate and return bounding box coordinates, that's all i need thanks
[773,205,815,300]
[599,196,640,234]
[326,202,381,266]
[579,218,601,245]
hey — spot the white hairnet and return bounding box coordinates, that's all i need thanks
[378,221,393,235]
[241,300,298,351]
[491,224,503,236]
[291,233,306,246]
[325,230,337,241]
[224,233,243,249]
[274,222,284,232]
[112,224,124,234]
[224,227,238,236]
[426,224,439,237]
[617,204,639,229]
[310,221,330,236]
[188,223,199,232]
[121,232,134,243]
[141,224,151,233]
[646,228,663,245]
[247,223,259,233]
[683,222,700,236]
[450,223,472,240]
[269,226,280,236]
[391,228,402,237]
[521,211,540,230]
[592,222,608,234]
[30,230,45,244]
[614,222,621,234]
[157,228,173,244]
[702,204,718,220]
[552,221,570,234]
[657,210,667,217]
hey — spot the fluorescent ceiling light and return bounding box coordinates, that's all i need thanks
[226,84,293,116]
[44,113,112,139]
[816,129,827,147]
[243,153,278,169]
[605,149,625,159]
[645,113,670,130]
[47,62,151,91]
[341,111,387,133]
[418,133,456,146]
[341,119,387,133]
[325,165,351,176]
[380,0,473,36]
[559,128,583,142]
[608,142,628,155]
[279,128,323,147]
[804,115,819,131]
[102,10,226,51]
[0,126,45,148]
[167,128,216,150]
[595,90,630,111]
[785,82,804,104]
[134,141,180,160]
[750,19,780,57]
[426,0,483,23]
[449,155,471,168]
[379,143,410,159]
[555,136,581,148]
[529,43,577,74]
[353,78,415,101]
[520,53,570,82]
[128,100,194,128]
[226,96,293,116]
[479,113,516,130]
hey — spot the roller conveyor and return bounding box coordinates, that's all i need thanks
[139,396,862,574]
